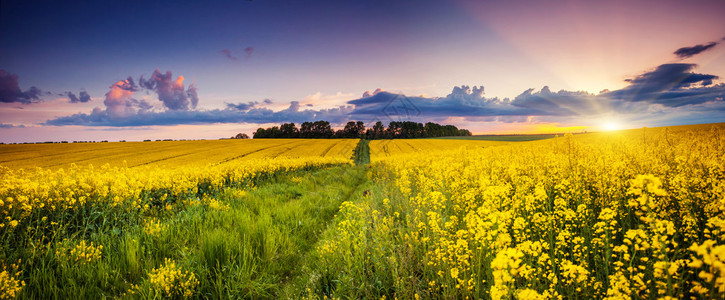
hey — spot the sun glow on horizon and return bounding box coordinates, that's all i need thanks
[601,120,623,132]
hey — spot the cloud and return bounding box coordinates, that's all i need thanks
[187,83,199,108]
[45,68,354,127]
[348,63,725,121]
[138,69,197,110]
[350,89,522,119]
[449,85,484,98]
[674,42,718,59]
[102,78,141,118]
[137,69,197,110]
[0,70,42,104]
[0,123,25,128]
[605,63,722,107]
[42,62,725,128]
[226,101,259,110]
[220,49,238,60]
[45,101,353,127]
[362,88,384,98]
[244,47,254,58]
[510,86,603,116]
[65,91,91,103]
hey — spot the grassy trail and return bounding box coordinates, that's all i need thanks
[13,164,370,299]
[9,140,376,299]
[353,139,370,165]
[134,140,373,298]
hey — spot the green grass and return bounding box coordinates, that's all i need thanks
[289,165,412,299]
[430,134,557,141]
[5,164,371,299]
[353,139,370,165]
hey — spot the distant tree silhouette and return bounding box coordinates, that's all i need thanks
[280,123,299,138]
[253,120,471,139]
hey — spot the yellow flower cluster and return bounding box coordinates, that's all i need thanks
[0,138,359,170]
[143,217,168,236]
[147,258,199,298]
[688,240,725,296]
[369,124,725,298]
[0,153,351,229]
[55,240,103,265]
[0,261,24,299]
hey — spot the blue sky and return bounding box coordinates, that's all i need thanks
[1,0,725,142]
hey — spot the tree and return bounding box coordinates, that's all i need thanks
[253,128,268,138]
[342,121,366,138]
[280,123,299,138]
[231,133,250,139]
[300,122,313,138]
[387,121,401,138]
[311,121,334,138]
[253,119,470,139]
[370,121,385,139]
[424,122,442,137]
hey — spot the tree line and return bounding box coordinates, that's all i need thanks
[252,120,471,139]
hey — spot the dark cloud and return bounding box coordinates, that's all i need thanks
[605,63,721,106]
[65,92,79,102]
[350,89,537,119]
[0,123,25,128]
[623,64,716,89]
[510,87,603,116]
[674,42,718,59]
[42,62,725,128]
[42,69,208,125]
[142,69,196,110]
[226,101,258,110]
[244,47,254,58]
[349,63,725,120]
[66,91,92,103]
[80,91,92,103]
[45,102,353,127]
[220,49,238,60]
[138,75,155,90]
[449,85,484,98]
[0,70,42,104]
[187,83,199,109]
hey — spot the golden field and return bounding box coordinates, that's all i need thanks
[2,124,724,299]
[0,139,358,170]
[308,123,725,299]
[0,139,359,298]
[369,139,508,160]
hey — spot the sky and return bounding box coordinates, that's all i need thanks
[1,0,724,142]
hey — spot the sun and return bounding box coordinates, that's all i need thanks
[601,121,621,131]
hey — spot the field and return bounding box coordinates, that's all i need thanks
[430,134,558,142]
[1,124,724,299]
[369,139,507,159]
[0,139,358,170]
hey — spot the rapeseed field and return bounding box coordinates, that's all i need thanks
[306,124,724,299]
[1,125,724,299]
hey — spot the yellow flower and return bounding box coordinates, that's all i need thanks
[0,270,25,299]
[148,258,199,298]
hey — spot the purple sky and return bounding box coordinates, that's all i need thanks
[1,0,724,142]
